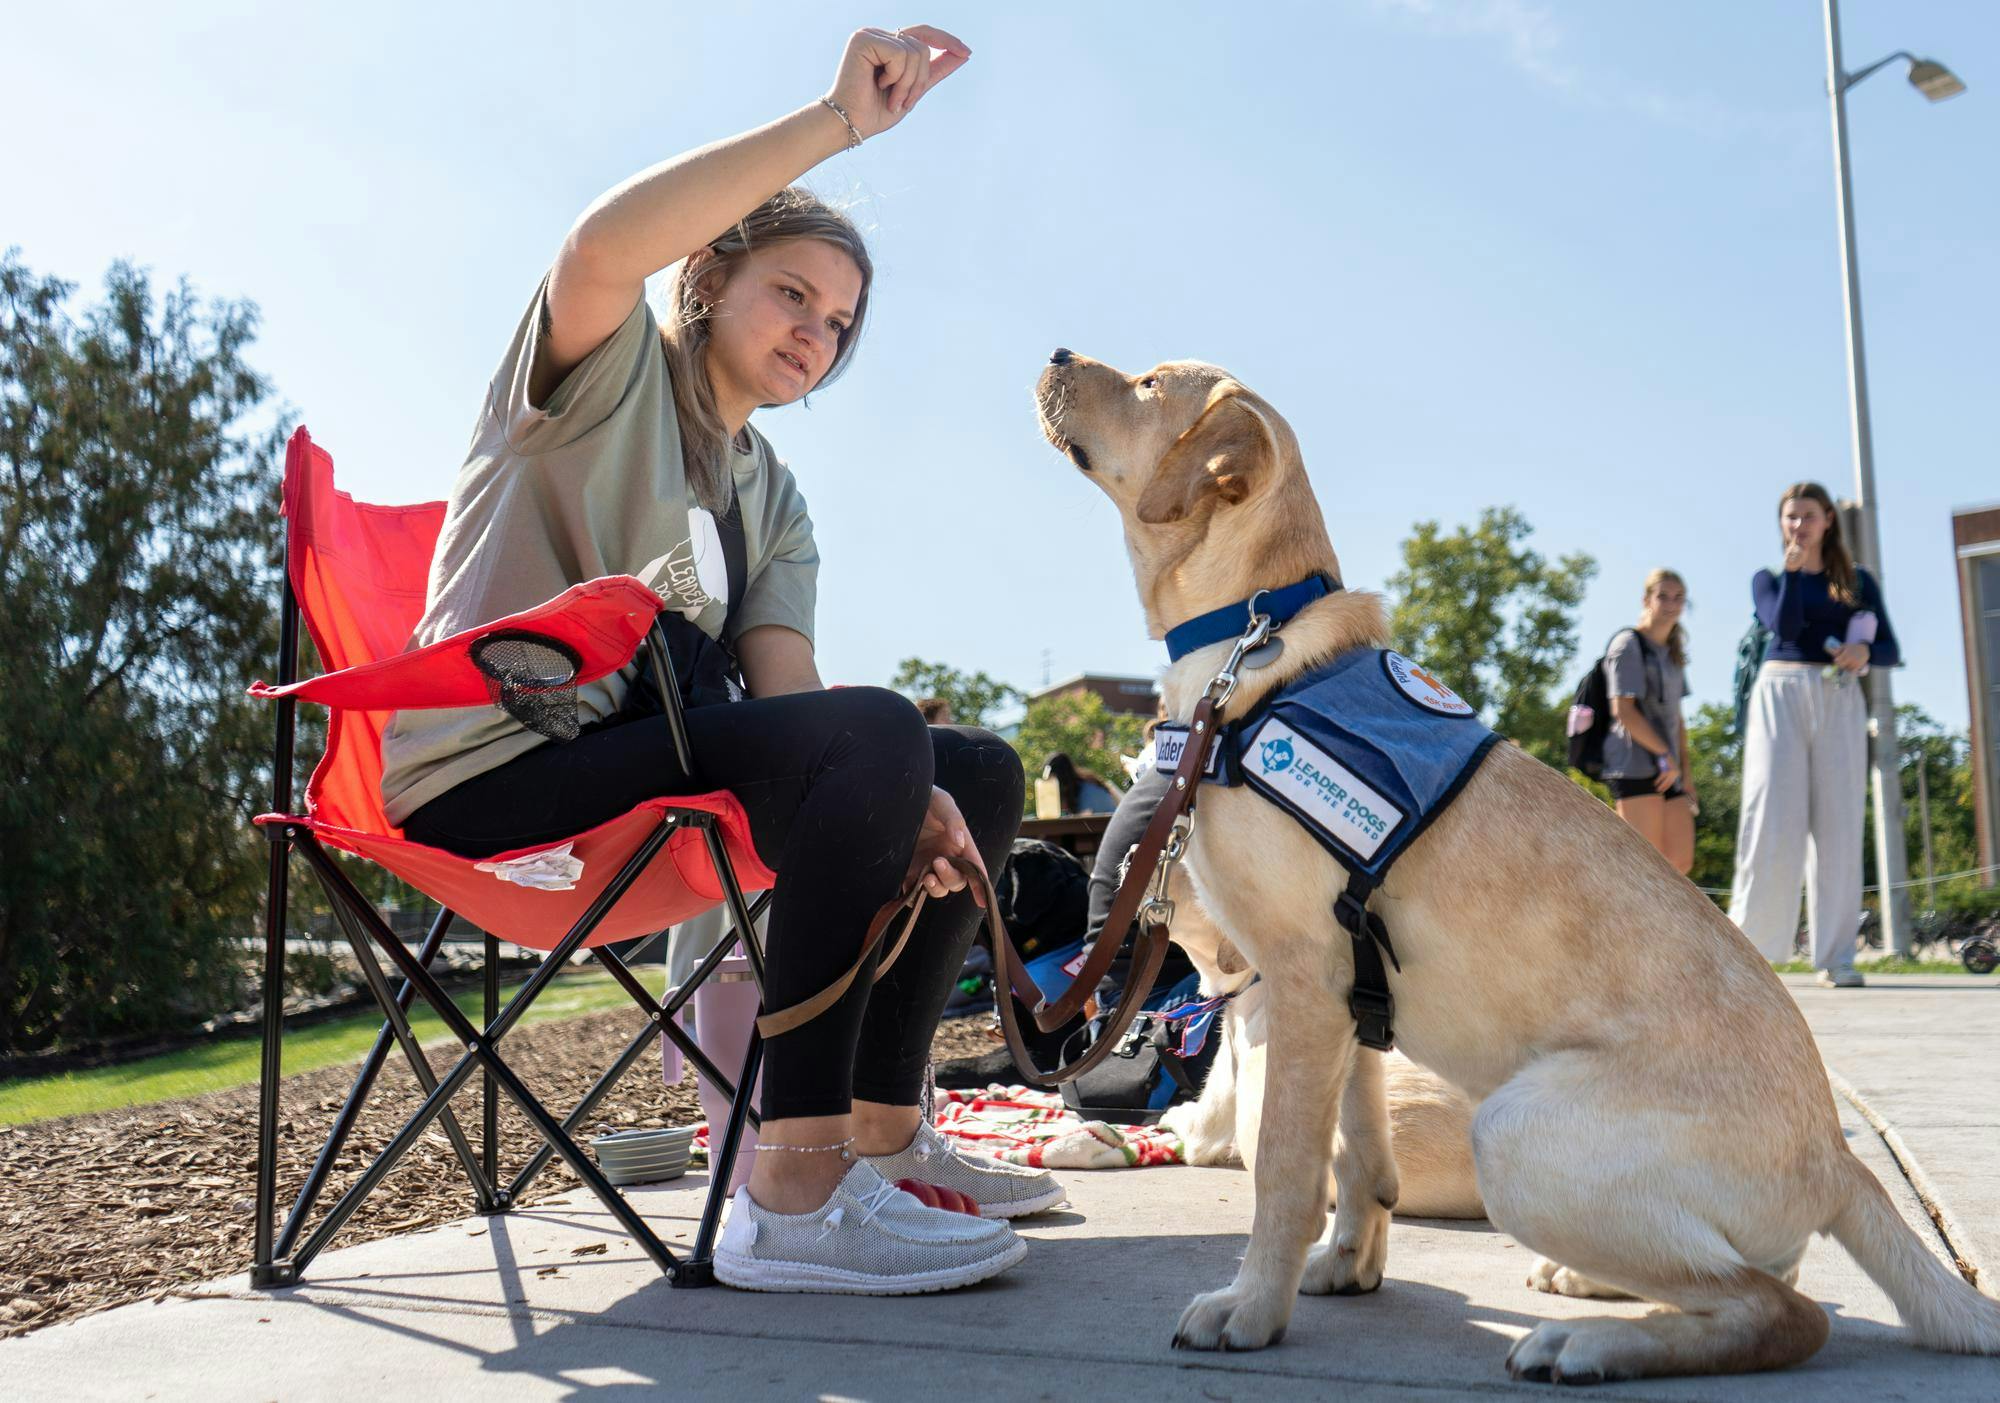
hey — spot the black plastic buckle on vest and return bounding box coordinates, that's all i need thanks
[1333,872,1401,1052]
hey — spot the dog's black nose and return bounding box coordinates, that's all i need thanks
[1049,347,1073,365]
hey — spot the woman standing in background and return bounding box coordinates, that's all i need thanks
[1728,482,1900,987]
[1602,569,1694,874]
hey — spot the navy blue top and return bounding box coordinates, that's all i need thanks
[1752,566,1900,667]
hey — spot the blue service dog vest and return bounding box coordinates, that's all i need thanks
[1154,649,1500,1048]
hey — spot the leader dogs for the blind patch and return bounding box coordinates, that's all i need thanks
[1155,646,1498,1050]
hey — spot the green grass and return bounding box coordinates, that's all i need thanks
[0,969,637,1127]
[1771,956,1987,977]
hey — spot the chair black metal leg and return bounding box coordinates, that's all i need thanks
[252,579,301,1290]
[483,932,500,1200]
[291,1041,487,1272]
[505,1015,660,1202]
[507,903,771,1198]
[680,1030,764,1287]
[658,889,772,1023]
[699,818,767,986]
[334,907,497,1213]
[274,905,457,1261]
[595,947,762,1131]
[285,823,685,1279]
[253,828,294,1287]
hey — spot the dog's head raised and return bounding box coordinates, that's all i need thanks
[1034,350,1343,641]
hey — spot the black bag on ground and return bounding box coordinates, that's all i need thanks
[992,837,1095,1060]
[995,838,1090,961]
[1057,1006,1224,1125]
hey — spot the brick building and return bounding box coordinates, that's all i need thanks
[1954,503,2000,885]
[1026,673,1161,719]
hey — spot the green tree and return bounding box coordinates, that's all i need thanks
[1882,704,1981,906]
[0,254,287,1051]
[1012,689,1147,816]
[888,657,1021,727]
[1386,507,1596,765]
[1683,701,1744,901]
[1681,700,1980,913]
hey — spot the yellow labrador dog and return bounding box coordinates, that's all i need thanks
[1161,882,1623,1301]
[1158,879,1488,1223]
[1036,350,2000,1382]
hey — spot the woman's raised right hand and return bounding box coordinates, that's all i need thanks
[826,25,971,140]
[1782,541,1807,572]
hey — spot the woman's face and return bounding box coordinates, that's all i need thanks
[1645,578,1686,623]
[703,239,864,414]
[1780,496,1830,555]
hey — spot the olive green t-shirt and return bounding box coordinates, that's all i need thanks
[379,283,818,827]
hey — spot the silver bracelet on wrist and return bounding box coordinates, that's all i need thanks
[819,96,863,151]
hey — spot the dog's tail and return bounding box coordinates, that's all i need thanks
[1829,1154,2000,1353]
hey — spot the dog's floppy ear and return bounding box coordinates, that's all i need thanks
[1135,384,1276,525]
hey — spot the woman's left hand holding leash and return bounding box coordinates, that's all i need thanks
[908,786,990,906]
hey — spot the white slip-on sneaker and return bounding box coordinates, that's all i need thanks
[864,1119,1068,1219]
[713,1160,1024,1295]
[1816,967,1866,988]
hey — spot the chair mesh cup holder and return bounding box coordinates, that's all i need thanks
[471,630,582,741]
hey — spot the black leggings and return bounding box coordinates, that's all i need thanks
[402,687,1023,1120]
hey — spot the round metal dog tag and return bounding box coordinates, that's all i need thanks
[1242,637,1286,670]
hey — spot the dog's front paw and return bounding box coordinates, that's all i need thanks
[1171,1285,1290,1352]
[1300,1210,1389,1296]
[1525,1257,1631,1300]
[1160,1104,1236,1166]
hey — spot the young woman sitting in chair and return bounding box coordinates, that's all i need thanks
[380,24,1061,1295]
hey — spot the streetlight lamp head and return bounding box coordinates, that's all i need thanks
[1907,59,1966,102]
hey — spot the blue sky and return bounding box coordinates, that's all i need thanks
[5,2,1993,729]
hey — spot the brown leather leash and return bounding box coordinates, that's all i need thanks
[984,691,1223,1087]
[751,690,1226,1088]
[753,605,1278,1085]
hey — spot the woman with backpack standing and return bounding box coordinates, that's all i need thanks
[1728,482,1901,987]
[1601,570,1695,873]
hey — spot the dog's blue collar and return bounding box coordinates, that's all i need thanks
[1163,573,1342,663]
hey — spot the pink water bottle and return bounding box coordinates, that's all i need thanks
[693,955,763,1192]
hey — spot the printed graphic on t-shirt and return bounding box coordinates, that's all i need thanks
[1383,652,1475,717]
[637,508,730,620]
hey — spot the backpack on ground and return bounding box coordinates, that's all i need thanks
[1731,615,1773,737]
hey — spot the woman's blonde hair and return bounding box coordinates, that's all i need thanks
[1776,480,1859,605]
[662,187,873,512]
[1642,568,1689,668]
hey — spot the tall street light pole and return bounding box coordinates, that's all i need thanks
[1821,0,1964,954]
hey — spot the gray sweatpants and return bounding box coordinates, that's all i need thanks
[1727,661,1869,972]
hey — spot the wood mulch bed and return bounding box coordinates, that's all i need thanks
[0,1006,1000,1339]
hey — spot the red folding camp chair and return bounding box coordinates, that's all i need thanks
[248,425,775,1289]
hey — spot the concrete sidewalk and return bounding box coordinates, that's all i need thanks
[6,979,1996,1402]
[1785,974,2000,1290]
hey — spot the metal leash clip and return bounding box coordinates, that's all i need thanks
[1203,601,1275,711]
[1139,812,1193,931]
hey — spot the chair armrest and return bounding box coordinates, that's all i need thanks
[249,576,666,711]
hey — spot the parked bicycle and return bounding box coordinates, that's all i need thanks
[1794,905,1999,974]
[1912,907,2000,974]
